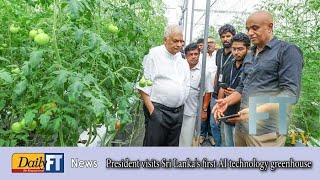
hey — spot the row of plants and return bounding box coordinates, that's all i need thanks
[0,0,166,146]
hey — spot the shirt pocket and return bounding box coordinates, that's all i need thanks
[190,71,201,90]
[257,57,279,77]
[242,62,257,84]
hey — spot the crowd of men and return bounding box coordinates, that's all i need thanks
[136,10,304,147]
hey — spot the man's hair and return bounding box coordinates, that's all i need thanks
[184,43,200,55]
[231,33,251,47]
[218,24,236,37]
[164,24,183,37]
[197,38,204,44]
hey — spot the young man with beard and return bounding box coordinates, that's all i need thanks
[212,10,303,147]
[210,24,236,147]
[216,33,250,146]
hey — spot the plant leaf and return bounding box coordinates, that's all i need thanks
[14,80,28,96]
[39,113,51,128]
[64,115,78,130]
[0,70,13,83]
[24,109,37,125]
[29,50,44,69]
[52,117,62,132]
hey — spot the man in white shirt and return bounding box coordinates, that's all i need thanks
[198,36,217,145]
[137,24,190,146]
[179,43,214,146]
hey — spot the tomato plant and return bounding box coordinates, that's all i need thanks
[9,25,20,34]
[146,79,153,86]
[34,33,50,45]
[29,30,38,39]
[107,24,119,33]
[0,0,166,146]
[11,122,23,134]
[116,120,121,129]
[139,76,147,87]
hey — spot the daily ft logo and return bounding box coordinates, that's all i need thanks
[12,153,64,173]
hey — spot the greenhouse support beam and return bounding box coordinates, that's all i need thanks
[195,0,211,147]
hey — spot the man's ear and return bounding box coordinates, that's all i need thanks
[163,37,167,44]
[268,23,273,32]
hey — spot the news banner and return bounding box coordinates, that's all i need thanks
[1,148,319,180]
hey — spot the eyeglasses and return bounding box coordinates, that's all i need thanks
[232,47,246,52]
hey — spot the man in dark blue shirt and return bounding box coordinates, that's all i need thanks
[216,33,250,146]
[212,10,304,147]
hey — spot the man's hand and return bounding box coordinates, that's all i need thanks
[228,108,249,123]
[212,98,228,121]
[138,90,155,115]
[224,87,235,96]
[148,106,155,115]
[201,110,207,121]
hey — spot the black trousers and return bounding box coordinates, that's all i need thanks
[143,102,184,146]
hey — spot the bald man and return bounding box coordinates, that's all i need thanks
[211,10,304,147]
[137,25,190,146]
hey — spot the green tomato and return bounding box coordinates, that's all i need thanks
[29,30,38,39]
[107,24,119,33]
[11,67,21,74]
[139,76,147,87]
[37,29,44,34]
[10,25,20,33]
[28,121,37,131]
[11,122,23,133]
[20,119,26,128]
[34,33,50,45]
[147,79,153,86]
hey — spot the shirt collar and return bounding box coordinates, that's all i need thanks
[162,45,180,59]
[251,36,278,52]
[207,52,215,57]
[222,48,232,56]
[233,60,243,69]
[191,61,201,70]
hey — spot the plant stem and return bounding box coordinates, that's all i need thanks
[89,124,98,144]
[115,66,141,73]
[107,130,118,147]
[98,66,141,86]
[53,0,62,66]
[85,123,92,147]
[59,124,65,146]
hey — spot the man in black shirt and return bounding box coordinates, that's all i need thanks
[216,33,250,146]
[212,10,303,147]
[210,24,236,146]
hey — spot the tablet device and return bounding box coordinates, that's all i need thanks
[217,114,240,122]
[219,83,228,89]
